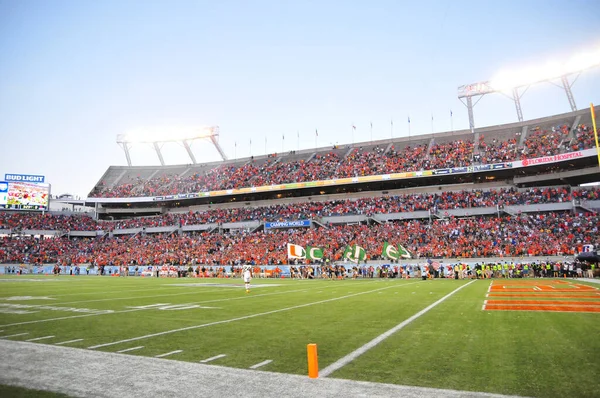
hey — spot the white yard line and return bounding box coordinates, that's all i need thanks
[46,286,166,297]
[155,350,183,358]
[0,332,29,339]
[249,359,272,369]
[7,285,317,309]
[117,346,144,353]
[319,280,477,378]
[26,335,55,342]
[533,286,541,291]
[3,279,380,302]
[179,287,319,306]
[0,308,146,328]
[200,354,226,363]
[55,339,84,345]
[16,290,223,306]
[87,282,422,350]
[482,299,488,311]
[0,338,529,398]
[0,287,319,328]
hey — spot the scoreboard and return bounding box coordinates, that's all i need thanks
[0,174,50,211]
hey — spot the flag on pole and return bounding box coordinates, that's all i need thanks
[343,245,353,260]
[352,125,356,130]
[352,245,366,262]
[382,242,400,260]
[398,244,412,259]
[408,117,411,123]
[315,129,318,137]
[287,243,306,259]
[391,120,393,126]
[450,110,453,117]
[306,246,324,260]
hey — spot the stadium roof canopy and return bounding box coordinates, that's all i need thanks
[116,126,226,166]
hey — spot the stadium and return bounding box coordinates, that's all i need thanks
[1,4,600,398]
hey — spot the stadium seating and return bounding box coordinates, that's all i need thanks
[569,123,595,152]
[3,187,599,231]
[88,113,596,199]
[1,211,597,265]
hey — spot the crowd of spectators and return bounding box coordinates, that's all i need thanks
[424,140,474,170]
[0,212,103,231]
[90,180,137,199]
[521,125,570,159]
[1,212,597,265]
[381,144,428,173]
[476,135,518,164]
[89,123,597,199]
[3,187,599,231]
[336,147,387,177]
[568,124,595,152]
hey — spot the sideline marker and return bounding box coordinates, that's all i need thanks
[307,343,318,378]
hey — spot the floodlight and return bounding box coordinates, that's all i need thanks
[459,43,600,131]
[489,45,600,91]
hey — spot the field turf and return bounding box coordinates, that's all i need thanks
[0,275,598,397]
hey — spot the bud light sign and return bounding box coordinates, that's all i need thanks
[5,174,45,183]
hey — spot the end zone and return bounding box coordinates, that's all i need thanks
[483,280,600,313]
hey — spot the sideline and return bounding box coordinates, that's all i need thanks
[0,339,523,398]
[320,280,477,377]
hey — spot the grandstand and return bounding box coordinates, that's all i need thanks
[87,108,597,205]
[1,107,599,269]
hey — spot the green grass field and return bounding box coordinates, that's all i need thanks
[0,275,598,397]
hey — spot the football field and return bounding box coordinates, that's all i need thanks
[0,275,599,397]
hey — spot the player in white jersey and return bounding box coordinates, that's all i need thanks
[242,264,252,293]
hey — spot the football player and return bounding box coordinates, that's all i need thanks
[242,264,252,293]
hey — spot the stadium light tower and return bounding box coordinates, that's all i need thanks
[458,45,600,133]
[116,126,227,166]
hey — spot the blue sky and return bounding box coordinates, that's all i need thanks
[0,0,599,197]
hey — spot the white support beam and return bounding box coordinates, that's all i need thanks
[561,75,577,112]
[118,142,133,167]
[183,140,197,164]
[116,126,224,166]
[513,87,524,122]
[153,142,165,166]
